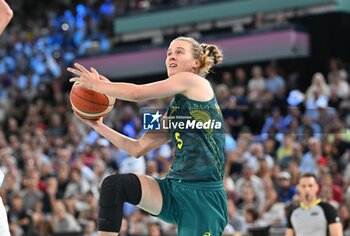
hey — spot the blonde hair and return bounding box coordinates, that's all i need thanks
[173,36,223,77]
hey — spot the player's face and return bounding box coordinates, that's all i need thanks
[166,40,199,77]
[298,177,319,202]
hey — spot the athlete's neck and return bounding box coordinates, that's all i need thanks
[300,198,321,209]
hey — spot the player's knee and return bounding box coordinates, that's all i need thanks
[99,174,124,208]
[99,173,142,208]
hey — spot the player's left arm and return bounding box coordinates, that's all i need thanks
[0,0,13,35]
[67,63,198,102]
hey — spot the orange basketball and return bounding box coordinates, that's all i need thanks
[70,82,115,120]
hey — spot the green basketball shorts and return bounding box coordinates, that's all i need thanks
[154,178,228,236]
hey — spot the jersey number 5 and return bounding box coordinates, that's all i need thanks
[175,132,183,150]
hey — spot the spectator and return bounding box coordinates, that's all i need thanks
[261,177,286,225]
[20,170,43,211]
[50,200,82,233]
[147,222,163,236]
[42,175,59,214]
[299,137,322,176]
[236,162,265,210]
[261,107,285,141]
[222,96,244,136]
[328,58,348,82]
[329,72,350,99]
[83,219,98,236]
[265,65,286,99]
[226,197,244,232]
[305,72,330,121]
[276,134,294,168]
[339,204,350,234]
[7,192,31,236]
[320,172,343,204]
[276,171,296,203]
[63,167,90,200]
[248,65,266,102]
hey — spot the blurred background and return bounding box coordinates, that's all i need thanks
[0,0,349,235]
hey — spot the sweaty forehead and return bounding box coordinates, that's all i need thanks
[168,40,192,51]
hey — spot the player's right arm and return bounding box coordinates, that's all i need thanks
[0,0,13,35]
[95,125,170,158]
[74,111,169,157]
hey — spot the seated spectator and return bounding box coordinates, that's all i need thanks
[276,171,296,203]
[248,65,266,102]
[339,204,350,233]
[261,177,286,225]
[276,134,294,169]
[261,107,285,141]
[319,172,343,204]
[299,137,322,176]
[236,163,265,211]
[328,72,350,99]
[305,73,330,121]
[327,57,348,82]
[320,186,339,209]
[50,200,82,233]
[20,170,43,211]
[147,222,163,236]
[7,192,31,236]
[222,96,244,136]
[63,167,90,200]
[226,197,245,232]
[83,219,98,236]
[265,65,286,99]
[288,159,301,187]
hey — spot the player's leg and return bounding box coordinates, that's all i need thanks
[175,181,228,236]
[97,173,163,236]
[135,174,163,214]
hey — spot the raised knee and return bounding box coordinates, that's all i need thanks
[99,173,142,208]
[99,174,124,208]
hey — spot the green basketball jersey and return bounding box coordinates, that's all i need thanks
[165,94,225,181]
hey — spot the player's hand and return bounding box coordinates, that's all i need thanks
[67,63,102,89]
[72,106,103,129]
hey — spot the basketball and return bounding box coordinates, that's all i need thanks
[70,82,115,120]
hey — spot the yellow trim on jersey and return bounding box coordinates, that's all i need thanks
[300,198,321,210]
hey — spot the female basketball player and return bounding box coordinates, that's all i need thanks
[0,1,13,235]
[0,0,13,35]
[68,36,228,236]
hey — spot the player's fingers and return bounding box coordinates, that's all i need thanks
[74,63,90,74]
[67,67,82,76]
[69,77,80,83]
[90,67,100,80]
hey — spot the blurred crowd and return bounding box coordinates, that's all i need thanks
[0,57,349,235]
[0,1,350,236]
